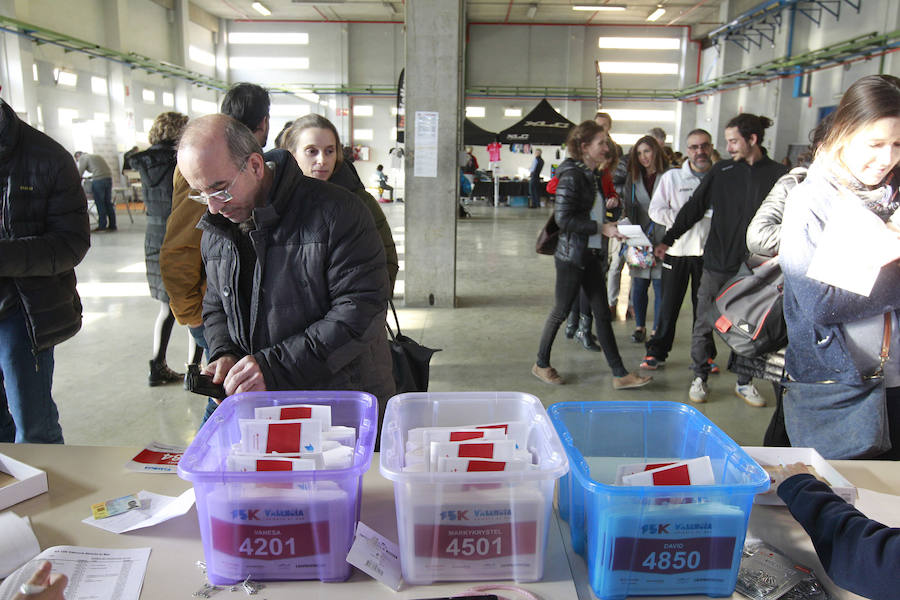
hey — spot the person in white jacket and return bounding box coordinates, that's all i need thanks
[640,129,714,370]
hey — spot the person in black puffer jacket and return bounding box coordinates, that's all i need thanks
[0,98,90,443]
[129,112,194,387]
[532,120,651,390]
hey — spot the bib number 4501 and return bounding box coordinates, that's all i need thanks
[641,550,701,571]
[445,537,502,557]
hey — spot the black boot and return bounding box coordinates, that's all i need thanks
[574,314,602,352]
[565,311,579,339]
[149,359,184,387]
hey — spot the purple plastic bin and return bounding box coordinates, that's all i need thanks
[178,391,377,584]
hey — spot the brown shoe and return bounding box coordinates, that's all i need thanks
[532,363,564,385]
[613,372,652,390]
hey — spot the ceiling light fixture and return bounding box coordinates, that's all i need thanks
[251,2,271,16]
[573,4,627,11]
[526,4,538,19]
[647,7,666,21]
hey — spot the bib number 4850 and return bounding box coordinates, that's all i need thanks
[445,537,502,557]
[641,550,701,571]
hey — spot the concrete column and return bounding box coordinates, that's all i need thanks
[403,0,464,308]
[173,0,191,115]
[0,0,38,121]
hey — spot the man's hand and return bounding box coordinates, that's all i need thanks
[653,243,669,260]
[601,222,626,241]
[223,355,267,395]
[605,196,620,209]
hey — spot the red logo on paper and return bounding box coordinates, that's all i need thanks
[458,444,495,459]
[414,521,537,560]
[131,450,183,465]
[449,431,486,442]
[211,518,329,559]
[266,422,302,453]
[256,460,293,471]
[467,460,506,472]
[280,406,312,419]
[652,464,691,485]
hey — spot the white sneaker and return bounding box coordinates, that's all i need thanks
[735,383,766,407]
[688,377,708,403]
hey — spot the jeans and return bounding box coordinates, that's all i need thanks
[0,308,63,443]
[529,177,541,208]
[646,254,706,361]
[537,252,627,377]
[91,177,116,230]
[189,325,218,427]
[606,239,627,307]
[692,269,750,385]
[631,277,662,331]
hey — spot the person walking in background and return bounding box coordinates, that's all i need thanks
[375,164,394,203]
[529,149,544,208]
[532,120,650,390]
[129,111,192,387]
[641,129,714,371]
[282,114,398,294]
[780,74,900,459]
[75,150,116,232]
[655,113,788,407]
[159,82,270,423]
[621,135,668,344]
[0,98,90,443]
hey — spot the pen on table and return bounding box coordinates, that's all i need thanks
[20,583,48,595]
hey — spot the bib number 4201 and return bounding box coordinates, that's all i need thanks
[238,537,296,557]
[641,550,701,571]
[445,537,502,557]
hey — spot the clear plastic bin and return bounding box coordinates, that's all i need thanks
[177,391,376,585]
[379,392,569,584]
[548,401,769,600]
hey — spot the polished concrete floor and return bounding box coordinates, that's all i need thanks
[50,201,775,448]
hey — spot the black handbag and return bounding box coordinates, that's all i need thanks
[782,313,892,459]
[386,300,440,393]
[535,213,559,255]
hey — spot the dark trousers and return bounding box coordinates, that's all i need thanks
[877,386,900,460]
[692,268,749,384]
[537,252,627,377]
[646,254,706,361]
[764,382,790,446]
[529,177,542,208]
[91,177,116,229]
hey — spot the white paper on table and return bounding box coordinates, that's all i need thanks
[617,224,652,247]
[855,488,900,527]
[81,488,194,534]
[0,512,40,578]
[0,546,150,600]
[806,206,900,296]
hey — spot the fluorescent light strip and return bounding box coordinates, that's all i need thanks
[573,4,626,11]
[647,8,666,21]
[251,2,271,16]
[229,32,308,45]
[598,37,679,50]
[229,56,309,70]
[595,61,679,75]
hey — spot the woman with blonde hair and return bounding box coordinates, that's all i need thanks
[781,74,900,459]
[130,111,194,386]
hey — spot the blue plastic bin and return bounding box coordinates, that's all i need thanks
[178,391,377,584]
[548,401,769,600]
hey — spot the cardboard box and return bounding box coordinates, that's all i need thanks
[742,446,857,506]
[0,453,48,511]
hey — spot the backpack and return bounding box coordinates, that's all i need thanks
[713,257,788,358]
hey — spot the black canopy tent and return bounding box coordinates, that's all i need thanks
[463,118,498,146]
[498,99,575,145]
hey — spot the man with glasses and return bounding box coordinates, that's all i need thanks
[177,114,394,430]
[640,129,714,371]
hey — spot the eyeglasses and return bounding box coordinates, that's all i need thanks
[687,142,712,152]
[188,158,248,205]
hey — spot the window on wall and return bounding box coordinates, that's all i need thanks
[353,105,373,117]
[466,106,485,118]
[270,103,310,117]
[191,98,218,115]
[613,133,673,146]
[353,129,374,141]
[229,56,309,70]
[143,119,154,133]
[189,45,216,67]
[597,37,680,50]
[32,64,39,82]
[504,108,522,118]
[57,107,79,125]
[594,61,679,75]
[605,109,675,122]
[162,92,175,107]
[228,32,309,45]
[91,76,107,95]
[142,89,156,103]
[391,107,404,116]
[94,113,109,123]
[53,69,77,87]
